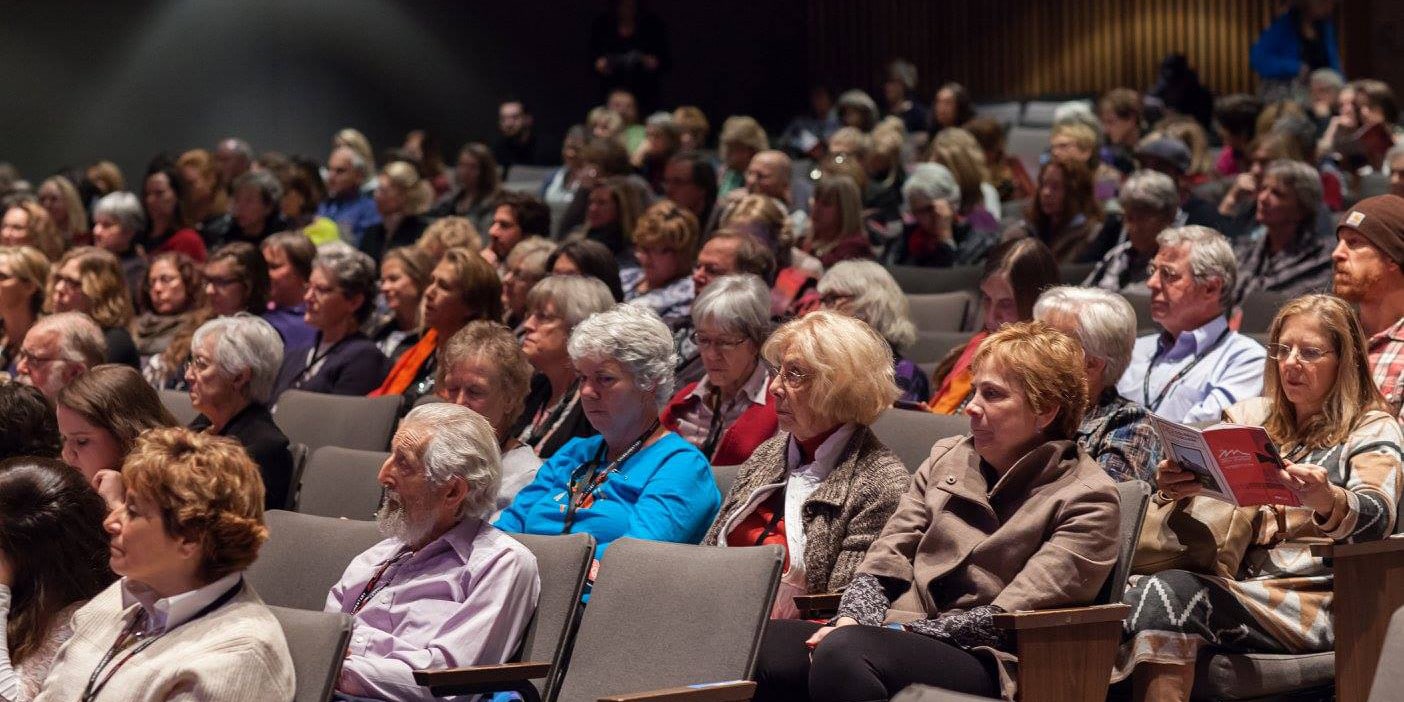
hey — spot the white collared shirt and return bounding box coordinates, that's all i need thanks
[120,571,243,636]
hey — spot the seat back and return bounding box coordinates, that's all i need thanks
[1237,292,1292,334]
[246,510,384,611]
[296,446,389,520]
[906,330,970,365]
[159,389,199,426]
[554,539,783,702]
[1007,126,1051,177]
[1059,262,1096,285]
[1096,480,1153,604]
[712,464,742,497]
[1123,291,1155,333]
[1368,606,1404,702]
[975,101,1022,130]
[871,409,970,474]
[906,291,973,333]
[507,533,594,700]
[889,264,983,295]
[273,390,402,452]
[267,605,353,702]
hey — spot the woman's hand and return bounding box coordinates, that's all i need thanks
[92,469,126,511]
[1279,461,1337,516]
[804,616,856,649]
[1154,459,1203,500]
[933,200,956,244]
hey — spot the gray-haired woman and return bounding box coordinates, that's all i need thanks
[496,304,721,564]
[514,275,616,459]
[897,163,997,267]
[1232,159,1333,303]
[271,243,387,400]
[186,314,294,509]
[817,260,929,404]
[660,275,776,465]
[92,191,148,304]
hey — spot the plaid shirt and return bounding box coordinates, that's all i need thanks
[1076,388,1161,483]
[1232,224,1334,305]
[1370,316,1404,417]
[1083,240,1154,294]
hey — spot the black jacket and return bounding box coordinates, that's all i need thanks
[190,403,294,510]
[271,332,388,401]
[358,214,432,263]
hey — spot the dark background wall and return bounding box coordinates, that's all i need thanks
[0,0,1397,184]
[0,0,809,182]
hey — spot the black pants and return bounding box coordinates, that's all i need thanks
[754,620,1000,702]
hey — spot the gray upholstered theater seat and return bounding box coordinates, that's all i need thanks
[1192,650,1335,700]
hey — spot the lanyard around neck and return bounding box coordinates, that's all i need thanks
[1143,326,1232,412]
[562,419,660,533]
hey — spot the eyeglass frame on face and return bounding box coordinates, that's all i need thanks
[17,347,65,367]
[690,330,750,352]
[1265,343,1335,363]
[1145,262,1189,285]
[51,273,83,290]
[763,360,811,388]
[205,274,245,289]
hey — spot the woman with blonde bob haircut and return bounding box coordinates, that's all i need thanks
[754,320,1118,702]
[1120,294,1403,700]
[705,310,908,619]
[33,427,294,701]
[816,260,927,404]
[47,246,140,368]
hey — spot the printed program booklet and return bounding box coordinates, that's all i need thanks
[1148,415,1302,508]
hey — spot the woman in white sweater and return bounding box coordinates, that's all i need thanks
[35,427,294,701]
[0,458,114,701]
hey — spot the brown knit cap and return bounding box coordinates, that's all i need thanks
[1338,194,1404,266]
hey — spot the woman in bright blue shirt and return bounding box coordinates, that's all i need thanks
[495,303,720,561]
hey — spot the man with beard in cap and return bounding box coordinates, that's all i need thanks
[326,403,540,701]
[1332,194,1404,413]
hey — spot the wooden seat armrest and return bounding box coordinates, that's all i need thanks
[412,660,551,687]
[598,680,756,702]
[991,603,1131,631]
[1311,534,1404,561]
[793,593,842,620]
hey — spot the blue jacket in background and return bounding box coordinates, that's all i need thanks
[494,432,721,561]
[1250,9,1340,81]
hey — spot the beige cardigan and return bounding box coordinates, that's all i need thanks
[34,580,294,702]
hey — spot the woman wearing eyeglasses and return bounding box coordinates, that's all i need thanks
[624,200,698,323]
[496,304,720,564]
[702,310,909,620]
[1117,294,1403,701]
[47,247,140,369]
[660,274,778,466]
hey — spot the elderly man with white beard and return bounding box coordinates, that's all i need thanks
[326,403,541,701]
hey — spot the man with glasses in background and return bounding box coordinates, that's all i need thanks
[14,312,106,398]
[1116,225,1267,423]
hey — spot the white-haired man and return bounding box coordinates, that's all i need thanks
[15,312,106,398]
[317,145,382,248]
[1035,286,1160,482]
[1116,226,1267,424]
[327,403,540,701]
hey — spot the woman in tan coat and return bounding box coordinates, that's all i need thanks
[1117,294,1403,701]
[702,311,910,618]
[754,321,1122,702]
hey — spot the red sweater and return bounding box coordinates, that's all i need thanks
[660,381,780,467]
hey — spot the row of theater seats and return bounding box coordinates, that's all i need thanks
[169,379,1404,699]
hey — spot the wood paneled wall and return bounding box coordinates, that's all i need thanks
[808,0,1282,101]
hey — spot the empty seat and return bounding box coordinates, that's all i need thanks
[974,101,1022,130]
[267,606,353,702]
[871,408,969,473]
[159,389,199,426]
[907,291,974,333]
[504,532,596,700]
[245,510,384,611]
[1006,126,1050,181]
[296,446,388,519]
[272,390,402,452]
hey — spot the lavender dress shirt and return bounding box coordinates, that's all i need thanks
[326,519,541,701]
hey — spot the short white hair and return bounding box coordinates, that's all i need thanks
[569,304,677,409]
[1118,170,1179,217]
[403,403,501,520]
[691,274,771,346]
[1033,286,1137,387]
[93,191,147,234]
[901,163,960,208]
[817,260,916,351]
[332,145,370,178]
[1053,101,1102,140]
[29,312,105,367]
[1156,225,1237,311]
[192,314,284,404]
